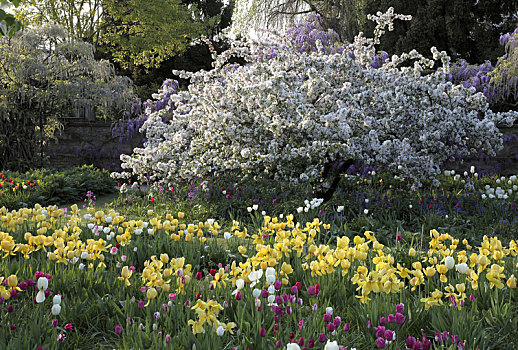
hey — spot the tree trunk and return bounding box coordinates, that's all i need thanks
[312,159,354,202]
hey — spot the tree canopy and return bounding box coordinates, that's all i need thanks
[15,0,229,70]
[100,0,217,69]
[363,0,518,63]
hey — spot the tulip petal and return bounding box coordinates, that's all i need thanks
[36,290,46,303]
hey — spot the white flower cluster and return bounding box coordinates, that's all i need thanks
[481,175,518,199]
[115,8,518,190]
[296,198,323,213]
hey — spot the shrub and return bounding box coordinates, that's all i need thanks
[0,165,116,209]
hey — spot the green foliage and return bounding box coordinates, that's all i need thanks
[15,0,103,43]
[0,165,116,209]
[13,0,233,98]
[0,0,24,37]
[100,0,217,69]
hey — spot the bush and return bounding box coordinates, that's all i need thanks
[0,165,116,209]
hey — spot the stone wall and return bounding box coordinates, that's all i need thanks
[46,120,143,171]
[46,120,518,175]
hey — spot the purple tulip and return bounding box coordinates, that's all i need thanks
[395,312,406,325]
[318,333,326,343]
[396,303,405,314]
[406,336,416,348]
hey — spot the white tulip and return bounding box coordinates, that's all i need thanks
[37,277,48,290]
[36,277,48,303]
[266,267,275,277]
[455,263,468,274]
[324,340,339,350]
[445,256,455,269]
[266,274,276,285]
[51,304,61,315]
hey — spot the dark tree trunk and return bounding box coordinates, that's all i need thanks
[312,159,354,202]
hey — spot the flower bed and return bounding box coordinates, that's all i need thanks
[1,203,516,349]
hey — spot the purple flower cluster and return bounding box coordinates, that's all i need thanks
[374,303,406,348]
[285,13,344,55]
[445,60,498,101]
[113,79,180,143]
[499,28,518,47]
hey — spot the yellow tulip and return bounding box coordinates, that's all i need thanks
[7,275,18,289]
[118,266,133,286]
[424,266,436,277]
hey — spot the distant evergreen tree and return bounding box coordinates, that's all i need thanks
[362,0,518,63]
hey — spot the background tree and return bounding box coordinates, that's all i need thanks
[99,0,217,70]
[15,0,233,99]
[15,0,103,42]
[104,0,234,98]
[491,29,518,109]
[0,25,137,170]
[232,0,366,42]
[362,0,518,63]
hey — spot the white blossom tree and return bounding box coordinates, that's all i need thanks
[114,8,518,200]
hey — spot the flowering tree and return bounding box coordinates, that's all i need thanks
[115,8,518,200]
[0,25,138,170]
[491,28,518,108]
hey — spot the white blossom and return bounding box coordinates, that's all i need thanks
[115,9,518,191]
